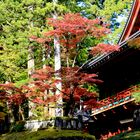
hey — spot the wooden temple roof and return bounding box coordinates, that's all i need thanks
[82,0,140,71]
[81,0,140,116]
[82,30,140,71]
[118,0,140,43]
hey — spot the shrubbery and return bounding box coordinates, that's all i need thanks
[1,129,96,140]
[10,121,25,132]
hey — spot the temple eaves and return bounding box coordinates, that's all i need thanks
[81,0,140,72]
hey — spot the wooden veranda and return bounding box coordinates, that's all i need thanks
[92,85,140,116]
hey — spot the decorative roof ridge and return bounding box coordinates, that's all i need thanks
[118,0,140,43]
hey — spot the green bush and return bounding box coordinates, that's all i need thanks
[39,136,94,140]
[10,121,25,132]
[1,129,96,140]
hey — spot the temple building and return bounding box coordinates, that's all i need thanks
[82,0,140,138]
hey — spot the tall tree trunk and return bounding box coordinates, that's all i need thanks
[19,105,25,121]
[28,46,35,118]
[53,0,63,117]
[28,46,35,77]
[42,45,50,118]
[66,49,69,67]
[28,5,35,77]
[28,6,35,118]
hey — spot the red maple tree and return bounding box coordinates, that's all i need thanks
[0,83,27,121]
[26,66,102,116]
[29,13,120,117]
[0,67,101,118]
[30,13,119,67]
[0,13,120,120]
[0,77,59,121]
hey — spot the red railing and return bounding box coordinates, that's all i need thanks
[92,85,140,115]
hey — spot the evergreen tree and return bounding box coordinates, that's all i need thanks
[0,0,67,83]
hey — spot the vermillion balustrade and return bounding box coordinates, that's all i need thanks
[92,85,140,115]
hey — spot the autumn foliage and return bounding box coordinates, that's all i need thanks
[31,13,110,45]
[0,83,27,121]
[0,66,101,118]
[0,83,26,106]
[29,66,101,116]
[44,13,110,48]
[30,13,119,66]
[0,13,120,120]
[90,43,119,55]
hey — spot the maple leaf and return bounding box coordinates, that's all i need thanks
[90,43,120,55]
[34,13,112,55]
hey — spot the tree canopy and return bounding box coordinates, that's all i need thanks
[0,0,132,83]
[0,0,132,120]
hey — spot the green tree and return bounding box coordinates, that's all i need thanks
[0,0,132,83]
[80,0,132,43]
[0,0,89,84]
